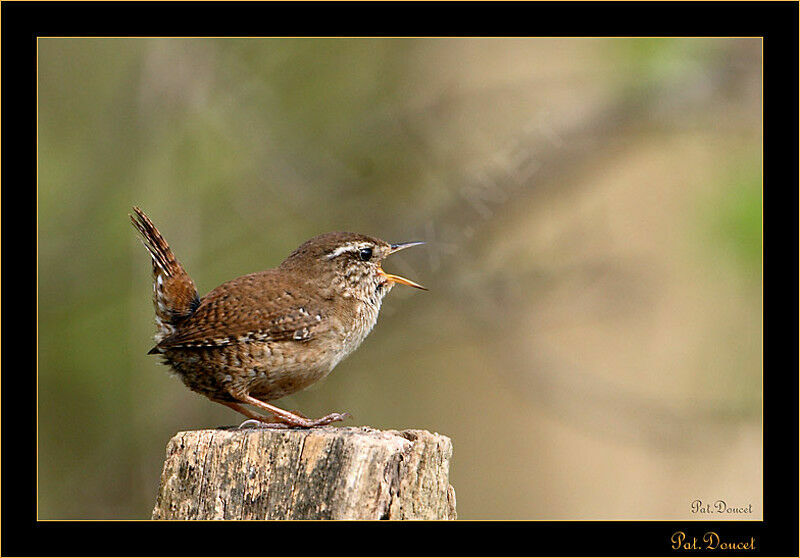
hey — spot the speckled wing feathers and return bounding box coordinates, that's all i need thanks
[154,271,327,350]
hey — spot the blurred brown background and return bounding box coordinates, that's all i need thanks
[37,38,762,520]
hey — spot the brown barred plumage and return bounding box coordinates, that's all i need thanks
[130,207,199,343]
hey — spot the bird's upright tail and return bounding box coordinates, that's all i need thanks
[130,207,200,343]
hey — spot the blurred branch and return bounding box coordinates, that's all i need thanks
[411,44,757,249]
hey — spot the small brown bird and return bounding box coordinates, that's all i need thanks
[131,207,426,428]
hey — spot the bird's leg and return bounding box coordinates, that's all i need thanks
[236,393,350,428]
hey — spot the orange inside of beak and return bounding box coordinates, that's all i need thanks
[379,269,428,291]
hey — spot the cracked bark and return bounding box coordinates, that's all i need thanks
[152,426,456,520]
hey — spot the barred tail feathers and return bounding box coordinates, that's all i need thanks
[130,207,200,341]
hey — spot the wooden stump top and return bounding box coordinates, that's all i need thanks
[152,426,456,520]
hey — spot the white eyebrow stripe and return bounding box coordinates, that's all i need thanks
[327,242,370,259]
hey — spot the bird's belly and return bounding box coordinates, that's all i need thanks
[245,338,347,401]
[163,341,334,402]
[164,309,379,403]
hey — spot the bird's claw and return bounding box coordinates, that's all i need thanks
[238,411,351,429]
[307,411,351,426]
[238,419,290,429]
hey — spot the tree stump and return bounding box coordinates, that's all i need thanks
[152,426,456,520]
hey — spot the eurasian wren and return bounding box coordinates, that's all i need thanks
[131,207,425,428]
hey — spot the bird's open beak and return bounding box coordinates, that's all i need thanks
[380,242,428,290]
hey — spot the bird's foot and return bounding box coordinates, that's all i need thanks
[234,394,351,428]
[301,411,351,427]
[238,419,290,429]
[276,411,352,428]
[238,412,350,429]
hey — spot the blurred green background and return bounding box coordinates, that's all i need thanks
[37,38,762,519]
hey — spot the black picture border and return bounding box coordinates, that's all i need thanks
[4,2,796,556]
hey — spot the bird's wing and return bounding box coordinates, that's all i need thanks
[153,271,326,350]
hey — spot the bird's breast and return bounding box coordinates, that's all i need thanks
[328,300,381,370]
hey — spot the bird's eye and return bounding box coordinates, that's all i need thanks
[359,247,373,261]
